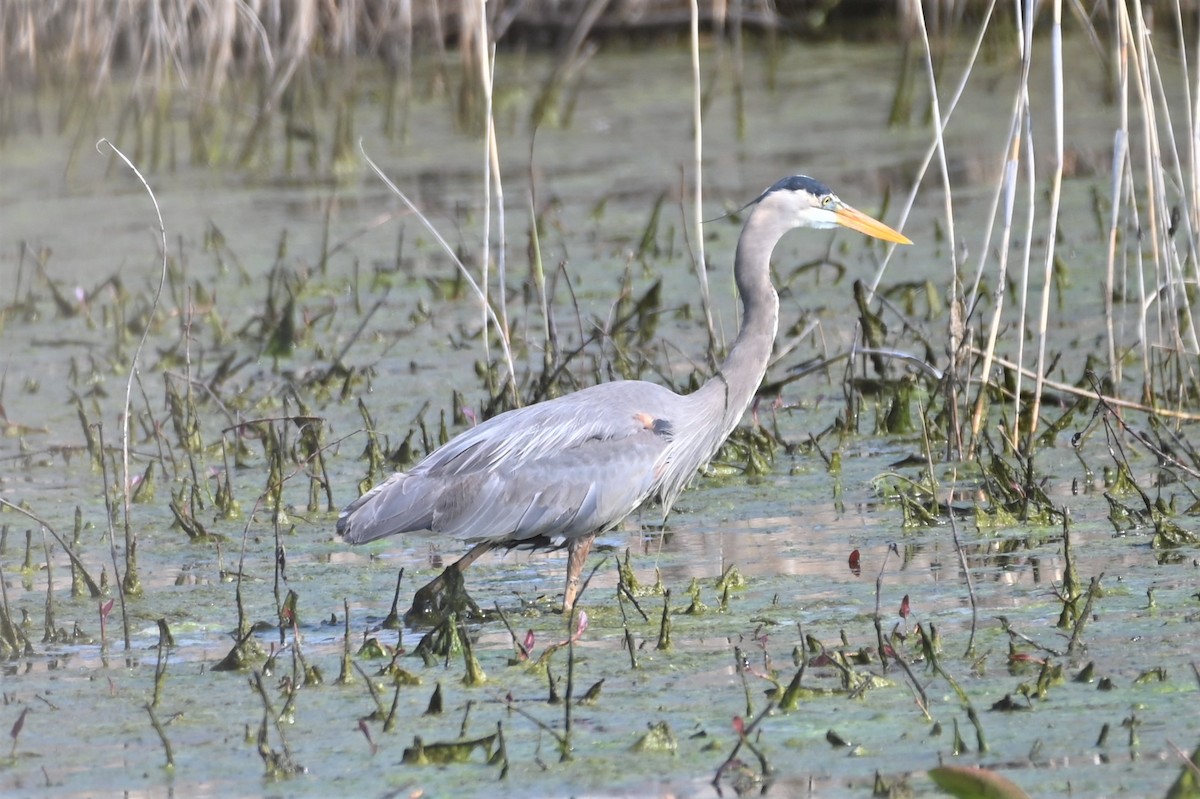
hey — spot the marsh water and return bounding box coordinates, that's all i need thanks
[1,35,1198,798]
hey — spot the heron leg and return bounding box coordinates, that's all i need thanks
[562,533,595,612]
[404,542,492,627]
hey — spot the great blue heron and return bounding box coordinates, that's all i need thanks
[339,175,910,621]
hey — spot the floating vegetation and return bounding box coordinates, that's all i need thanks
[3,3,1200,798]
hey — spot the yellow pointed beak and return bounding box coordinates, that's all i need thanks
[835,204,912,245]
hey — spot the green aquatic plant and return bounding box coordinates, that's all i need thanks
[401,731,499,765]
[630,720,677,753]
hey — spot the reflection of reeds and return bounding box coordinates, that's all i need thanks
[2,1,432,170]
[7,2,960,163]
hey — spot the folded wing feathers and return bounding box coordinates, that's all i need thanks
[432,436,659,544]
[337,472,436,544]
[338,386,675,547]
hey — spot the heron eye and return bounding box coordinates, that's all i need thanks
[820,195,834,208]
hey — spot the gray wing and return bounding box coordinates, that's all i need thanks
[337,381,680,547]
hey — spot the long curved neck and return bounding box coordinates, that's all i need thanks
[653,198,794,514]
[693,202,788,437]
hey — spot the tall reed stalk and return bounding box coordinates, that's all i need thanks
[1025,0,1065,449]
[690,0,716,362]
[900,0,1200,456]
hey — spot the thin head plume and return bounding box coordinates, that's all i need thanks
[703,201,751,225]
[702,191,761,225]
[702,175,830,224]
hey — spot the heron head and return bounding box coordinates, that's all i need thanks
[756,175,911,245]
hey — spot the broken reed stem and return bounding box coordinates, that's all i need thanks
[873,0,997,309]
[40,530,55,643]
[9,704,33,761]
[1084,371,1200,479]
[562,623,575,762]
[499,691,568,751]
[0,555,31,656]
[339,598,354,684]
[872,542,898,670]
[1011,1,1039,450]
[71,507,85,597]
[180,289,198,525]
[352,661,387,718]
[493,601,529,660]
[615,591,639,670]
[250,669,301,772]
[711,700,775,787]
[384,678,404,733]
[655,588,672,651]
[1056,507,1083,628]
[947,507,978,656]
[943,468,978,656]
[381,568,406,630]
[1067,573,1104,657]
[278,646,303,722]
[617,568,649,622]
[233,486,264,645]
[145,704,175,769]
[889,647,931,721]
[459,615,487,686]
[134,370,172,481]
[1104,8,1130,386]
[0,499,101,597]
[495,721,509,778]
[734,645,753,719]
[1136,5,1200,372]
[918,623,987,753]
[458,699,474,739]
[152,623,170,708]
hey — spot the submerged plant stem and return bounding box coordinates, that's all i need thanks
[145,704,175,769]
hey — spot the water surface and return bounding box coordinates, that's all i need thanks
[1,35,1197,799]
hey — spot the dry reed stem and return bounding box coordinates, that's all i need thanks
[1148,9,1200,354]
[1136,4,1178,398]
[1112,1,1200,408]
[883,0,997,296]
[964,0,1041,448]
[969,347,1200,422]
[964,117,1016,453]
[1025,0,1065,448]
[0,498,102,597]
[1103,18,1130,386]
[689,0,715,360]
[480,30,515,406]
[358,142,518,390]
[99,138,167,598]
[1008,1,1038,449]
